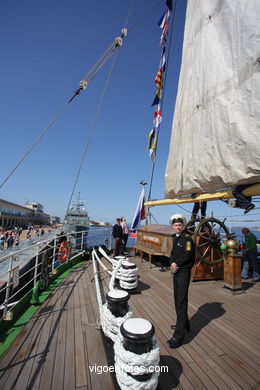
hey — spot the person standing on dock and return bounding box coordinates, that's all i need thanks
[0,234,5,249]
[167,214,195,348]
[112,218,123,257]
[120,217,129,253]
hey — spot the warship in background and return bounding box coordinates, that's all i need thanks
[63,193,90,249]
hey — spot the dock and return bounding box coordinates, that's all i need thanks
[0,255,259,389]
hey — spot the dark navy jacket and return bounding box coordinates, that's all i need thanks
[169,231,195,269]
[112,224,123,239]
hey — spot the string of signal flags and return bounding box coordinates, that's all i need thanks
[147,0,173,161]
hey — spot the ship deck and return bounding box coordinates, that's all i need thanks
[0,255,259,390]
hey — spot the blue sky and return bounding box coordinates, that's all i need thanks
[1,0,259,228]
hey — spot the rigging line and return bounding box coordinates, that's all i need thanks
[0,33,126,190]
[82,41,115,82]
[82,0,136,83]
[64,51,119,220]
[128,0,164,33]
[0,99,71,190]
[85,48,117,85]
[176,203,193,215]
[148,0,178,200]
[215,212,260,218]
[123,0,136,28]
[150,212,160,224]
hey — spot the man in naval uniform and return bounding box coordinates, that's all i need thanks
[167,214,195,348]
[112,218,123,257]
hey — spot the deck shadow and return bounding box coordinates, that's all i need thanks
[135,280,150,292]
[158,355,182,390]
[100,332,121,390]
[241,281,255,290]
[183,301,225,344]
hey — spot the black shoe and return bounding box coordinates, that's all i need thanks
[167,337,183,348]
[170,324,190,332]
[244,204,255,214]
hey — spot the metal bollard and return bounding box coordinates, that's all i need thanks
[120,318,155,355]
[106,290,130,317]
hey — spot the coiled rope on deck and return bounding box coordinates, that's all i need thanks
[92,249,134,341]
[98,247,139,290]
[114,333,160,390]
[92,248,160,390]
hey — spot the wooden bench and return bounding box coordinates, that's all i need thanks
[134,245,162,268]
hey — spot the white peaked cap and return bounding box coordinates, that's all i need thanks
[169,214,186,225]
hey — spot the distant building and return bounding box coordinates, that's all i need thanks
[25,202,44,213]
[25,202,50,226]
[0,199,50,228]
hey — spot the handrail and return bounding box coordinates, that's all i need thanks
[0,226,113,320]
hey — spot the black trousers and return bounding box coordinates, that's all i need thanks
[192,201,207,218]
[173,267,191,339]
[232,185,252,209]
[123,234,128,251]
[114,238,123,256]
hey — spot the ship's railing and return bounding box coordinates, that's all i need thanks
[0,227,113,320]
[0,230,58,258]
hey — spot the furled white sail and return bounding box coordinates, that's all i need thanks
[165,0,260,197]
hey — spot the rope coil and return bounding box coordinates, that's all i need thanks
[114,334,160,390]
[120,279,138,289]
[101,303,133,342]
[113,262,139,289]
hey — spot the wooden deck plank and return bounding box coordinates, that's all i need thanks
[1,255,260,390]
[0,317,45,390]
[51,274,70,390]
[128,256,257,388]
[0,273,69,390]
[132,291,232,390]
[63,271,77,390]
[26,295,60,389]
[74,270,88,388]
[37,280,68,390]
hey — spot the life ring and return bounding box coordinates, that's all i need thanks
[58,241,69,263]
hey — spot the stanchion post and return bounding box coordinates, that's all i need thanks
[3,255,14,319]
[34,243,40,286]
[80,232,84,250]
[52,237,57,272]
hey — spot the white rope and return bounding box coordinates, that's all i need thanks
[98,247,139,290]
[92,249,159,389]
[109,257,124,291]
[114,334,160,390]
[93,249,112,275]
[92,249,133,341]
[91,251,104,313]
[116,267,138,280]
[102,303,133,342]
[115,262,139,290]
[98,245,114,263]
[120,279,138,290]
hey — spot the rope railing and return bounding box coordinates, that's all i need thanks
[91,249,160,389]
